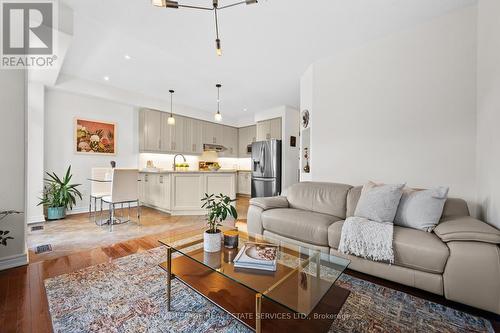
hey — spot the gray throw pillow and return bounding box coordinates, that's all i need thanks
[354,182,405,223]
[394,187,449,232]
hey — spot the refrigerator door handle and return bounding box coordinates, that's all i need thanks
[252,177,275,182]
[259,144,265,174]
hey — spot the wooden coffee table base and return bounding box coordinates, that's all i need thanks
[159,254,350,333]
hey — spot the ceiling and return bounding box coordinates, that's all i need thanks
[60,0,475,119]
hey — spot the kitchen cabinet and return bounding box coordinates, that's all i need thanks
[221,126,238,157]
[141,173,170,210]
[238,125,256,158]
[237,171,251,195]
[140,171,236,215]
[256,117,282,141]
[183,117,203,154]
[203,121,224,145]
[139,109,162,152]
[206,173,236,199]
[161,113,184,153]
[171,173,205,211]
[140,108,257,156]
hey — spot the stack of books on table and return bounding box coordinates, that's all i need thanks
[234,242,278,272]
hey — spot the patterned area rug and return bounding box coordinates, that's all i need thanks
[44,247,494,333]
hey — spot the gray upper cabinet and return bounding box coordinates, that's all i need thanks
[203,121,224,145]
[183,117,203,155]
[140,108,254,156]
[221,126,238,157]
[238,125,256,158]
[161,113,184,153]
[256,117,281,141]
[139,109,162,152]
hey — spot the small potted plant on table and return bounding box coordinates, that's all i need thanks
[201,193,238,252]
[38,166,82,220]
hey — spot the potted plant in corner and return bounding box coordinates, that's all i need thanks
[38,166,82,220]
[201,193,238,252]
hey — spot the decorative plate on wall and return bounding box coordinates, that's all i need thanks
[302,109,310,128]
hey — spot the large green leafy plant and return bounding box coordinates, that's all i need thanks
[38,166,82,209]
[201,193,238,234]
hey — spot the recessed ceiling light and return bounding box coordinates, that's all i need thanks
[124,54,131,60]
[103,76,110,81]
[243,108,248,112]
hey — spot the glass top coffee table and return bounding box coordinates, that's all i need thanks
[158,227,350,333]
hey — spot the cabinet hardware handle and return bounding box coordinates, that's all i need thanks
[160,176,163,184]
[145,175,148,182]
[158,139,161,149]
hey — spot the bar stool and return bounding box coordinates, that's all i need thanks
[89,167,112,223]
[101,169,140,232]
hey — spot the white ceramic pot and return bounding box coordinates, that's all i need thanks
[204,230,222,253]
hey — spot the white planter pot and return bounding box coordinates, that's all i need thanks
[204,230,222,253]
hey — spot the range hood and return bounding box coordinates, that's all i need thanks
[203,143,227,153]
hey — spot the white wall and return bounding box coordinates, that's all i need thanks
[303,6,478,209]
[0,70,27,270]
[477,0,500,228]
[44,89,139,213]
[27,83,46,223]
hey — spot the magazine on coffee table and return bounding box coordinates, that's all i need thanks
[234,242,278,272]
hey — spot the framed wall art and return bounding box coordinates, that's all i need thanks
[74,118,116,155]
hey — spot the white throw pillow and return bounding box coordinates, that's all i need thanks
[354,182,405,223]
[394,187,449,232]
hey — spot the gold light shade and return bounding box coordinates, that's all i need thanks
[167,116,176,125]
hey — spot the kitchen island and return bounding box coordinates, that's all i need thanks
[139,170,237,215]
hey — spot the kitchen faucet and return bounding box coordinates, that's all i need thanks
[173,154,186,171]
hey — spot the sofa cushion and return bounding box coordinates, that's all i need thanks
[328,221,344,249]
[394,187,449,232]
[346,186,362,217]
[262,208,341,246]
[434,216,500,244]
[249,196,289,211]
[349,188,470,221]
[286,182,352,219]
[354,182,405,223]
[441,198,470,219]
[328,223,449,274]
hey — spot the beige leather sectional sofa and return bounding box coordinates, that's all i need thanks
[247,182,500,314]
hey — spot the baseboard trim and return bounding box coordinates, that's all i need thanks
[0,252,28,271]
[27,215,46,225]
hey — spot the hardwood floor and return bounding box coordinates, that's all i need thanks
[1,195,498,332]
[28,196,249,263]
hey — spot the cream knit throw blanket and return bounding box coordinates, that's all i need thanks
[338,217,394,263]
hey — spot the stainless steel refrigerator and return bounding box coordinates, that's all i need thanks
[251,140,282,198]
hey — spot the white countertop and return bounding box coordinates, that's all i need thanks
[140,169,238,174]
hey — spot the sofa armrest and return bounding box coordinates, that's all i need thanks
[434,216,500,244]
[249,196,289,211]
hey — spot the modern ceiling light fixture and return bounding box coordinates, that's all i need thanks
[167,89,176,125]
[214,84,223,122]
[152,0,258,56]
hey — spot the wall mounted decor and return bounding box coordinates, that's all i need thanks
[302,109,310,128]
[75,118,116,155]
